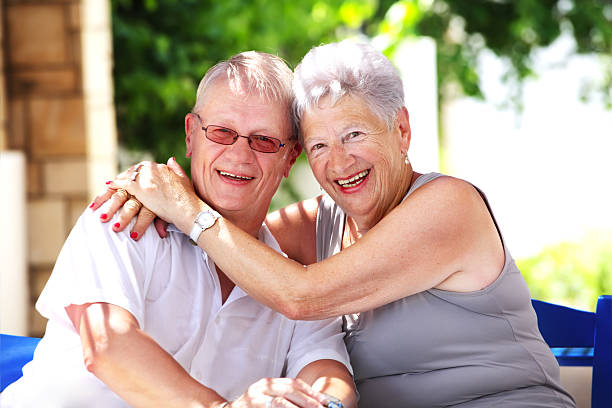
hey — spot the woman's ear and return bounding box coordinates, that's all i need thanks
[185,113,197,158]
[397,106,411,153]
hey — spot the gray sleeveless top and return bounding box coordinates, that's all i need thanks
[316,173,575,408]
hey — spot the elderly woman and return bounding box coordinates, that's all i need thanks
[103,41,575,407]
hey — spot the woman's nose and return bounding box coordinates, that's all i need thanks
[328,144,354,172]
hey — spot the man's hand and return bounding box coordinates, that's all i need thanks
[66,302,226,408]
[297,360,355,408]
[228,378,331,408]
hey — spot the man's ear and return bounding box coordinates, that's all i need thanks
[185,113,197,158]
[284,142,303,178]
[397,106,411,154]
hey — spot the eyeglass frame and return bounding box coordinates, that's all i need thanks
[191,112,286,153]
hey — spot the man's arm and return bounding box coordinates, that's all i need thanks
[297,360,357,408]
[67,302,332,408]
[66,302,226,408]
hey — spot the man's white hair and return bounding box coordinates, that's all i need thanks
[193,51,297,139]
[293,40,405,134]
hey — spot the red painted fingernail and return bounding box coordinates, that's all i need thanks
[100,213,108,220]
[114,223,120,228]
[105,180,112,185]
[130,232,138,240]
[89,202,95,208]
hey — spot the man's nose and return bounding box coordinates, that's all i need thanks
[226,135,255,158]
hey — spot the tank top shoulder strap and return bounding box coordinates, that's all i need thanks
[404,172,507,243]
[402,172,444,202]
[316,194,345,262]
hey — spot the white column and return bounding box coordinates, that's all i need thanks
[392,37,439,172]
[0,150,29,335]
[82,0,118,197]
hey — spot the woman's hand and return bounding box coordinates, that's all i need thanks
[90,164,168,241]
[110,157,204,234]
[228,378,332,408]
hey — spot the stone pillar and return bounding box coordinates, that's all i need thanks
[0,3,29,335]
[3,0,116,336]
[0,2,6,151]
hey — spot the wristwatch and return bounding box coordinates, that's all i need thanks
[189,209,221,245]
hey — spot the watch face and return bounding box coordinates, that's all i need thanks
[197,211,216,229]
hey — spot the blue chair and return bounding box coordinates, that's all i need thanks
[532,295,612,408]
[0,334,41,392]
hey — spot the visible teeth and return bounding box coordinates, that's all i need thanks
[337,170,369,187]
[219,171,254,180]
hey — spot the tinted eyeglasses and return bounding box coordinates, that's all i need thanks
[193,113,286,153]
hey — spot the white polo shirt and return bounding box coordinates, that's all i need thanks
[1,208,351,407]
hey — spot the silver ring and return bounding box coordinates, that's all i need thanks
[264,396,274,408]
[131,162,146,182]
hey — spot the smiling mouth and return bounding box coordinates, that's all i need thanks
[336,169,370,188]
[218,170,255,181]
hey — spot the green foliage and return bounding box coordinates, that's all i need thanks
[517,232,612,311]
[368,0,612,108]
[111,1,612,303]
[111,0,611,206]
[112,0,352,167]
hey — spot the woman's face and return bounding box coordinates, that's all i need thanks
[301,95,411,227]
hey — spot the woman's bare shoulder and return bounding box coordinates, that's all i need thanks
[399,174,504,291]
[266,196,322,265]
[401,174,482,210]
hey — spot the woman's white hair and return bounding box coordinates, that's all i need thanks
[193,51,297,139]
[293,40,405,133]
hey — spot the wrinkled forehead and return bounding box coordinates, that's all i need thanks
[200,76,265,105]
[202,67,291,106]
[300,94,384,138]
[200,79,293,139]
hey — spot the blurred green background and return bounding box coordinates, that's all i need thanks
[111,0,611,310]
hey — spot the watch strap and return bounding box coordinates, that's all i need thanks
[189,209,221,245]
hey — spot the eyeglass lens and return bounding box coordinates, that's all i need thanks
[206,125,282,153]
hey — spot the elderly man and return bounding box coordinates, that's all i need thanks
[1,52,355,408]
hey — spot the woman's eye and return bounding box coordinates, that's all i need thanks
[310,143,325,152]
[346,131,364,141]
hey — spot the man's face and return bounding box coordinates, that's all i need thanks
[185,79,300,219]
